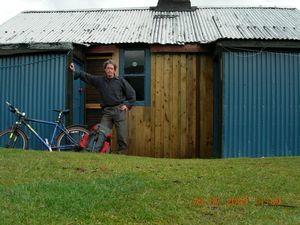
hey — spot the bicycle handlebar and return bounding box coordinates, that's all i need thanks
[6,101,26,117]
[5,101,69,123]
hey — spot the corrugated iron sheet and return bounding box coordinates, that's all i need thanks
[0,53,68,149]
[221,51,300,158]
[0,7,299,45]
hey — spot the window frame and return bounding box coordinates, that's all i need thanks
[119,47,150,106]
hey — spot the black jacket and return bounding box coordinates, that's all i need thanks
[74,71,136,108]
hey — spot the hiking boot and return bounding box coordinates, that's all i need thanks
[117,149,127,155]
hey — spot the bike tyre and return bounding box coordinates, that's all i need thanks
[0,128,28,150]
[56,126,89,151]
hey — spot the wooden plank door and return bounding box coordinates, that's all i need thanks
[85,56,110,128]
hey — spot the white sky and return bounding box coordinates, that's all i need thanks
[0,0,299,25]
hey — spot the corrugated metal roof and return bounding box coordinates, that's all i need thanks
[0,7,299,45]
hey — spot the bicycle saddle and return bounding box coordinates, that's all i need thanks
[53,109,70,114]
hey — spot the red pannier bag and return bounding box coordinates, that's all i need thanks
[80,124,111,153]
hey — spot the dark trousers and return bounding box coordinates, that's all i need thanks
[100,106,127,153]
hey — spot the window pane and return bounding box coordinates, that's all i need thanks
[125,50,144,74]
[124,76,144,101]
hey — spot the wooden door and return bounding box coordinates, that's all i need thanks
[85,56,110,128]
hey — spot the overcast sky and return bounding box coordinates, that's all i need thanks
[0,0,299,25]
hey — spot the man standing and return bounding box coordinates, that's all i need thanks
[69,60,136,154]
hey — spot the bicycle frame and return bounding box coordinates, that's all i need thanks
[20,117,63,151]
[14,117,79,151]
[4,101,85,151]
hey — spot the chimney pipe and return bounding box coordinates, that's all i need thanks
[152,0,195,11]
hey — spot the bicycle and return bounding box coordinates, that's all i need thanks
[0,101,89,151]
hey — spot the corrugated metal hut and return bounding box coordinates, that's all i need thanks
[0,0,299,157]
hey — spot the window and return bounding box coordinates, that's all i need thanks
[120,48,150,106]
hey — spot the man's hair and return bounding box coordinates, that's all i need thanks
[103,59,117,70]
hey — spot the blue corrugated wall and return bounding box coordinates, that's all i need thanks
[222,51,300,158]
[72,59,85,125]
[0,53,69,149]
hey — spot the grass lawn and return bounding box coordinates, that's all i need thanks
[0,149,299,225]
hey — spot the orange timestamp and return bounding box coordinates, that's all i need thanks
[193,195,283,207]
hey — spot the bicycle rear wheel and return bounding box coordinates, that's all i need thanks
[0,128,28,150]
[56,126,89,151]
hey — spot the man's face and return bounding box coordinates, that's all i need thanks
[105,63,115,79]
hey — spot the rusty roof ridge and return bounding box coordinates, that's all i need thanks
[20,6,298,15]
[21,7,151,14]
[196,6,297,10]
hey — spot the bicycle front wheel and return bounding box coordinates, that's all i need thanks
[56,126,89,151]
[0,128,28,150]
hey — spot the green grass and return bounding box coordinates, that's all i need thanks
[0,149,299,225]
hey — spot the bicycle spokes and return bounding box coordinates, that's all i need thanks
[0,131,24,149]
[56,127,88,151]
